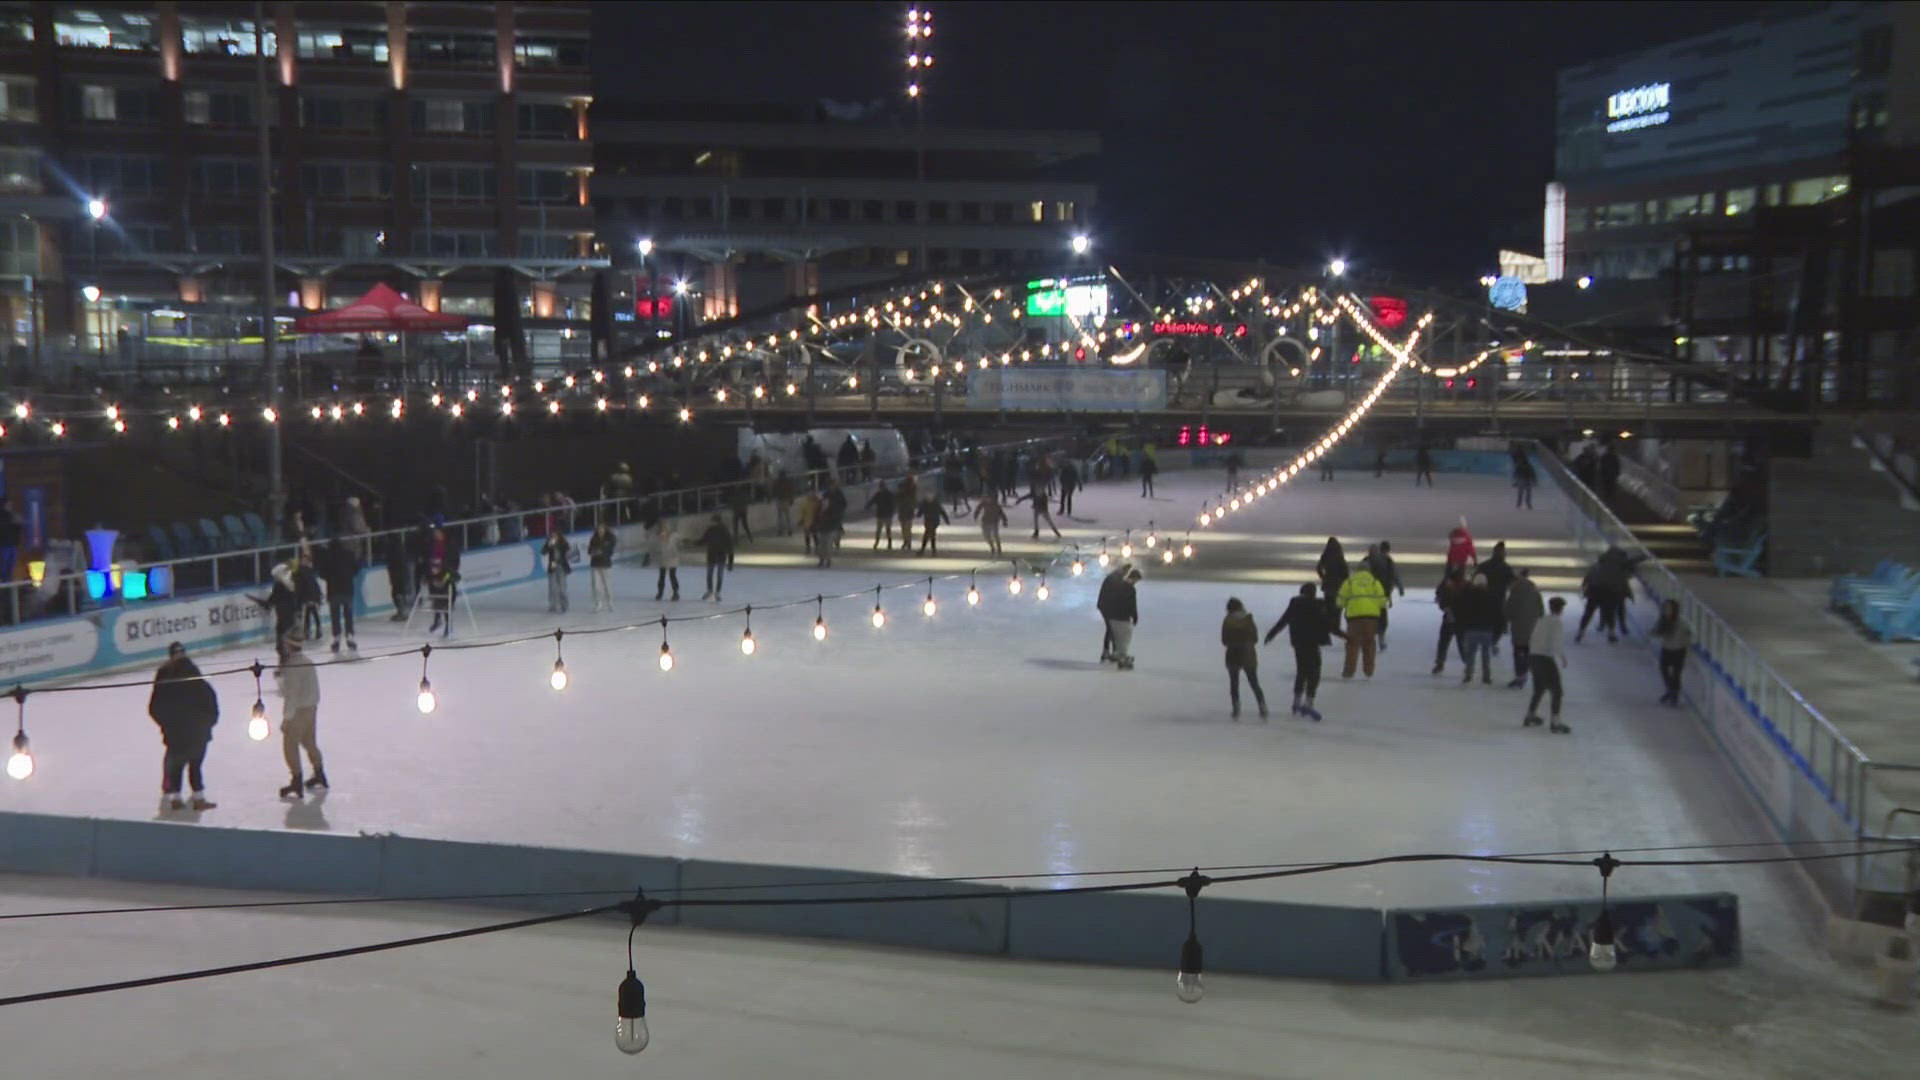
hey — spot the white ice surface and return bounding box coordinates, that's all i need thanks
[0,475,1840,925]
[0,875,1913,1080]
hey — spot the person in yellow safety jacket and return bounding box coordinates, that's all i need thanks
[1335,565,1388,679]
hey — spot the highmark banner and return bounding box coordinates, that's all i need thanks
[968,367,1166,412]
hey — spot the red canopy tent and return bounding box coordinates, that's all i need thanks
[292,283,468,334]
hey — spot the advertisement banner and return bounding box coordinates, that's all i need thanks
[1386,893,1739,980]
[110,591,272,659]
[968,367,1166,412]
[0,618,101,682]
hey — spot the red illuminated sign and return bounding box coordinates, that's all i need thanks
[1153,321,1248,338]
[1368,296,1407,329]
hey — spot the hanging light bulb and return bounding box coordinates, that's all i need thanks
[1120,542,1133,559]
[1098,548,1111,568]
[1199,511,1211,526]
[871,583,887,628]
[1176,871,1208,1002]
[1008,574,1023,595]
[249,698,269,741]
[1161,548,1175,564]
[1182,542,1195,559]
[1036,575,1050,601]
[923,580,937,617]
[550,630,569,690]
[813,596,828,641]
[416,678,436,714]
[1146,533,1159,549]
[1070,558,1085,576]
[615,970,650,1054]
[6,732,31,780]
[1589,912,1618,972]
[740,608,757,656]
[658,619,675,671]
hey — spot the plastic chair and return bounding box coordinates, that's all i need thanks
[1710,532,1766,578]
[196,518,227,553]
[242,511,271,547]
[170,521,202,557]
[1831,560,1898,606]
[144,525,177,563]
[221,514,251,551]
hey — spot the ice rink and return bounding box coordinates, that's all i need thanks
[1,472,1820,922]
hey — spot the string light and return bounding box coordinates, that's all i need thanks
[813,595,828,641]
[1120,531,1133,559]
[1008,571,1023,595]
[1035,573,1050,601]
[7,687,32,781]
[658,618,674,672]
[1589,853,1621,972]
[550,630,570,691]
[248,661,269,741]
[415,646,437,714]
[922,579,937,617]
[1098,546,1111,568]
[871,586,887,628]
[1070,557,1084,576]
[1175,870,1210,1003]
[966,572,980,606]
[740,607,757,656]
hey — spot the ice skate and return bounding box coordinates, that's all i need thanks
[1301,704,1322,722]
[306,770,329,792]
[189,793,217,811]
[1549,720,1571,734]
[160,793,186,812]
[1431,662,1443,675]
[701,590,712,601]
[1522,714,1543,728]
[1116,657,1134,671]
[1230,701,1240,720]
[331,640,342,654]
[1506,677,1525,689]
[347,638,357,652]
[279,779,305,801]
[1257,701,1269,721]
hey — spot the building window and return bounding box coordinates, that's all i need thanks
[896,200,916,222]
[411,164,497,203]
[761,197,785,220]
[303,162,392,201]
[412,229,494,258]
[411,98,496,136]
[1722,188,1756,216]
[407,32,496,66]
[53,5,155,51]
[1029,201,1044,223]
[930,248,951,268]
[108,223,168,254]
[302,94,386,132]
[194,226,258,255]
[928,202,948,223]
[690,197,713,220]
[959,248,981,268]
[0,77,35,122]
[1055,201,1075,223]
[862,199,883,222]
[728,196,751,220]
[521,231,576,259]
[991,249,1013,266]
[0,217,39,276]
[517,167,574,206]
[1787,176,1848,205]
[296,27,388,62]
[960,202,980,223]
[517,102,574,140]
[70,83,160,124]
[514,37,586,68]
[829,199,851,222]
[0,146,38,192]
[180,16,273,56]
[993,204,1014,224]
[184,89,254,128]
[193,158,260,197]
[1594,202,1641,229]
[0,4,32,43]
[1565,207,1588,234]
[1663,194,1702,220]
[73,153,163,196]
[894,249,912,267]
[313,227,385,258]
[661,196,683,219]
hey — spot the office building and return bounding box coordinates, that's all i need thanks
[0,0,597,375]
[591,99,1098,343]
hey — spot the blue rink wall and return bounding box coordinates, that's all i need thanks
[0,810,1738,982]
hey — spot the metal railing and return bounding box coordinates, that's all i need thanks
[0,432,1085,628]
[1534,444,1884,836]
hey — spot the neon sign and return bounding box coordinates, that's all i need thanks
[1367,296,1407,329]
[1606,82,1670,133]
[1176,424,1233,447]
[1153,321,1247,337]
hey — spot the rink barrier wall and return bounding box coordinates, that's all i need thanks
[0,810,1744,982]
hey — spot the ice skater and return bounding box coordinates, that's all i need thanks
[1139,452,1158,498]
[1264,583,1337,720]
[895,475,919,552]
[1504,568,1544,688]
[1653,599,1691,706]
[1513,454,1537,509]
[1414,444,1435,486]
[1098,565,1143,669]
[1445,517,1477,575]
[1335,559,1388,678]
[1057,459,1079,515]
[277,629,327,800]
[1316,537,1349,623]
[1431,566,1469,675]
[1454,575,1500,684]
[651,520,681,601]
[1018,477,1062,540]
[974,492,1007,557]
[866,481,897,550]
[1523,596,1570,733]
[1221,598,1268,720]
[541,530,574,613]
[148,642,218,812]
[588,521,617,612]
[698,514,733,601]
[916,494,949,556]
[320,534,360,654]
[1364,542,1404,650]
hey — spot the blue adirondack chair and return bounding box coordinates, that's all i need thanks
[1844,569,1919,614]
[1711,531,1766,578]
[221,514,251,550]
[1831,560,1899,606]
[1864,591,1920,640]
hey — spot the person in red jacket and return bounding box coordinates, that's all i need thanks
[1445,517,1478,575]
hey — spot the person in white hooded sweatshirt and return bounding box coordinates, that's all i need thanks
[277,629,327,800]
[1523,596,1570,733]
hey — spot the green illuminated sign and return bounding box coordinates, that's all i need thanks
[1026,288,1067,316]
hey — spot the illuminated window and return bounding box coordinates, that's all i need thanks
[0,146,39,193]
[1663,194,1701,220]
[514,37,586,68]
[53,5,154,51]
[407,31,496,66]
[1722,188,1755,215]
[183,89,254,127]
[411,98,496,135]
[181,16,274,56]
[894,249,912,267]
[296,27,388,62]
[1055,201,1075,223]
[1029,200,1044,222]
[0,77,35,122]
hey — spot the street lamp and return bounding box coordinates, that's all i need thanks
[1327,258,1348,277]
[672,278,689,295]
[1070,234,1091,256]
[86,197,107,221]
[636,237,654,257]
[80,284,101,303]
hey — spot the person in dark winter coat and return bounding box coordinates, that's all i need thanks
[895,475,919,551]
[1432,567,1470,675]
[1513,454,1537,509]
[255,556,305,659]
[1453,575,1503,684]
[866,482,898,550]
[1057,460,1080,515]
[295,554,324,640]
[148,643,219,811]
[837,436,861,483]
[1221,598,1268,720]
[1017,478,1062,540]
[817,484,848,567]
[698,514,734,600]
[588,522,617,612]
[1097,565,1143,668]
[541,531,573,614]
[1576,545,1643,643]
[1478,540,1516,651]
[320,535,360,653]
[727,481,753,554]
[1139,452,1159,497]
[916,495,950,556]
[1265,582,1338,720]
[1503,568,1545,688]
[1316,537,1349,620]
[1414,444,1435,486]
[1598,445,1622,501]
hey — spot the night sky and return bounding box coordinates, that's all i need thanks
[594,1,1757,280]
